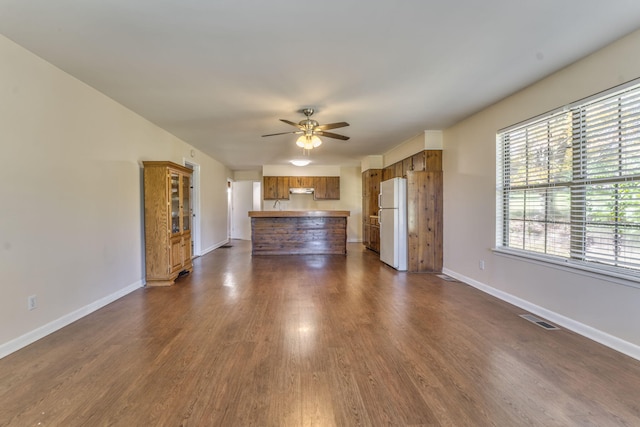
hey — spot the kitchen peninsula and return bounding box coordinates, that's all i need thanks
[248,210,350,255]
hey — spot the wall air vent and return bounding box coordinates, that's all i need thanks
[519,314,560,330]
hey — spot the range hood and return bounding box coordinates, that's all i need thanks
[290,188,314,194]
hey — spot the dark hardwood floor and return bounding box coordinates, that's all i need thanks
[1,241,640,426]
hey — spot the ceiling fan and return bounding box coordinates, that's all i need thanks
[262,108,350,150]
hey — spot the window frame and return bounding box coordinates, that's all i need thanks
[496,78,640,286]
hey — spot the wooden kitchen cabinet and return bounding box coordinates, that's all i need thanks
[370,216,380,253]
[362,216,381,253]
[263,176,290,200]
[143,161,193,286]
[411,151,425,172]
[361,169,381,251]
[425,150,442,171]
[381,162,403,179]
[263,176,278,199]
[402,157,413,176]
[362,220,371,248]
[313,177,327,198]
[394,161,403,178]
[290,176,314,188]
[326,177,340,199]
[264,176,339,199]
[362,169,381,218]
[406,170,443,272]
[372,150,443,270]
[382,165,395,181]
[313,176,340,200]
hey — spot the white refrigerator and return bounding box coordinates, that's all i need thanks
[378,177,408,271]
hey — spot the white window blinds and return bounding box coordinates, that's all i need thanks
[497,81,640,278]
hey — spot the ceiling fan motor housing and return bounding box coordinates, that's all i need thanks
[262,107,350,141]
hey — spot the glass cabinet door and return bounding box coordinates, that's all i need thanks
[170,173,180,234]
[182,174,191,232]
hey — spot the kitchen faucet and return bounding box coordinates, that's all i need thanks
[273,199,281,209]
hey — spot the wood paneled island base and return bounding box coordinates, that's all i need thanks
[249,210,350,255]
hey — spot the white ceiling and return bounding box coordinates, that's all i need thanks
[2,1,640,170]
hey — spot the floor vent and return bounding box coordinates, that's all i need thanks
[219,245,232,248]
[436,274,458,282]
[519,314,560,330]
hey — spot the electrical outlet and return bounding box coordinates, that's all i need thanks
[28,295,37,311]
[479,260,486,270]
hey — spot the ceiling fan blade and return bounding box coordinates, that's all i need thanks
[315,122,349,131]
[262,131,302,137]
[280,119,304,129]
[317,131,350,141]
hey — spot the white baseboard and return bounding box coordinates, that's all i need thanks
[442,268,640,362]
[200,239,230,256]
[0,280,143,360]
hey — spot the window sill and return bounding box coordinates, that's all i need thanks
[492,247,640,290]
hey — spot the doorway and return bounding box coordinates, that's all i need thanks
[231,180,261,240]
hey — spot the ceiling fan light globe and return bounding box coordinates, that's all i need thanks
[311,135,322,147]
[296,136,306,148]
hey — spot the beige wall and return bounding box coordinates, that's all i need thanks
[442,29,640,358]
[233,170,262,181]
[0,35,231,356]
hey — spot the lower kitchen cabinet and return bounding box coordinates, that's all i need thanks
[370,217,380,253]
[363,216,380,253]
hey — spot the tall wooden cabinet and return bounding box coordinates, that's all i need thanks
[407,170,443,272]
[362,169,382,252]
[143,161,193,286]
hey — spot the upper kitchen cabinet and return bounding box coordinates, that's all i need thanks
[263,176,290,200]
[382,165,395,181]
[290,176,314,188]
[394,162,403,178]
[425,150,442,171]
[411,152,425,172]
[402,157,413,176]
[263,175,340,200]
[314,176,340,200]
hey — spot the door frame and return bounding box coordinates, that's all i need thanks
[183,159,201,257]
[227,178,233,241]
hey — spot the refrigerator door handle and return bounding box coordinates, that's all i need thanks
[378,192,382,208]
[378,209,382,223]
